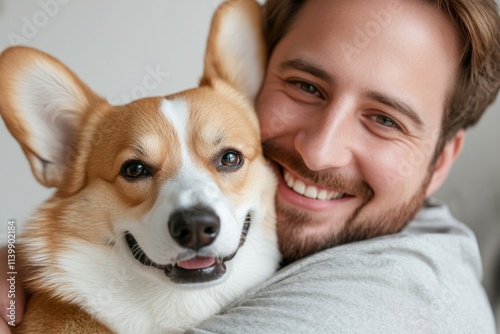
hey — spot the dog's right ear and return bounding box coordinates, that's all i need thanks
[201,0,267,102]
[0,46,104,188]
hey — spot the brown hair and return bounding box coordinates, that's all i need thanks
[262,0,500,156]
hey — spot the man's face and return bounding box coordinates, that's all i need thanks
[257,0,463,262]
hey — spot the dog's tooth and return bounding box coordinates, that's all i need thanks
[286,175,295,188]
[292,180,306,195]
[317,189,328,200]
[304,185,318,199]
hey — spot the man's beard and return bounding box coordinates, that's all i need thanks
[263,141,432,266]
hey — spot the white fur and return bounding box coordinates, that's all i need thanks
[159,98,191,165]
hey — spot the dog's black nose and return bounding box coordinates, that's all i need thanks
[168,206,220,251]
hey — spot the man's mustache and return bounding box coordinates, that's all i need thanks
[263,140,374,201]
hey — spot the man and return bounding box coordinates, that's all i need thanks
[2,0,500,332]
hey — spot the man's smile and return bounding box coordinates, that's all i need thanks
[274,164,358,213]
[283,168,346,200]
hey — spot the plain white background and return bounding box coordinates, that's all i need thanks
[0,0,499,326]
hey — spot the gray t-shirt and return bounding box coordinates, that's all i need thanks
[186,199,496,334]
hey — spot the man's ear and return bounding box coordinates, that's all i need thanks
[425,129,465,197]
[200,0,267,102]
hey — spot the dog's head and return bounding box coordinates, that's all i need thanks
[0,0,277,286]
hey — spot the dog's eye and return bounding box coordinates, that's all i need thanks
[121,161,149,179]
[218,150,243,171]
[221,151,240,166]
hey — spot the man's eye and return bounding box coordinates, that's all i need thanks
[373,115,399,129]
[291,80,322,97]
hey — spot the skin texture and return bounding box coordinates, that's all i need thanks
[257,0,465,263]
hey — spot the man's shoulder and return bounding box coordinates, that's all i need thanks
[403,198,476,237]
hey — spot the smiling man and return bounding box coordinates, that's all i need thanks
[257,0,468,265]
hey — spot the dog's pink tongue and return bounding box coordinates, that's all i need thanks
[177,257,216,270]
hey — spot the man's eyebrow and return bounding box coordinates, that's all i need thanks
[364,91,424,127]
[281,58,333,84]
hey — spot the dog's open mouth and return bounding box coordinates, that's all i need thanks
[125,214,251,284]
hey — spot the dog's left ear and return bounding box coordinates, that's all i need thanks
[201,0,266,101]
[0,46,104,188]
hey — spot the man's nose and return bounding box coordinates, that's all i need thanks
[294,105,355,171]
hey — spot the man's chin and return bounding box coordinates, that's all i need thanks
[276,202,347,266]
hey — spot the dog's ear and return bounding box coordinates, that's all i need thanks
[201,0,267,101]
[0,46,104,188]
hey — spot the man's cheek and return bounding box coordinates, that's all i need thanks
[259,105,296,141]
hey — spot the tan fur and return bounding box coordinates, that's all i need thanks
[13,294,112,334]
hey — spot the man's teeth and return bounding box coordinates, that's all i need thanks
[284,170,344,200]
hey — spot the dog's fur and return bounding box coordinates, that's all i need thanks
[0,1,280,333]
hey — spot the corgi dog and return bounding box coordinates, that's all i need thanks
[0,0,280,333]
